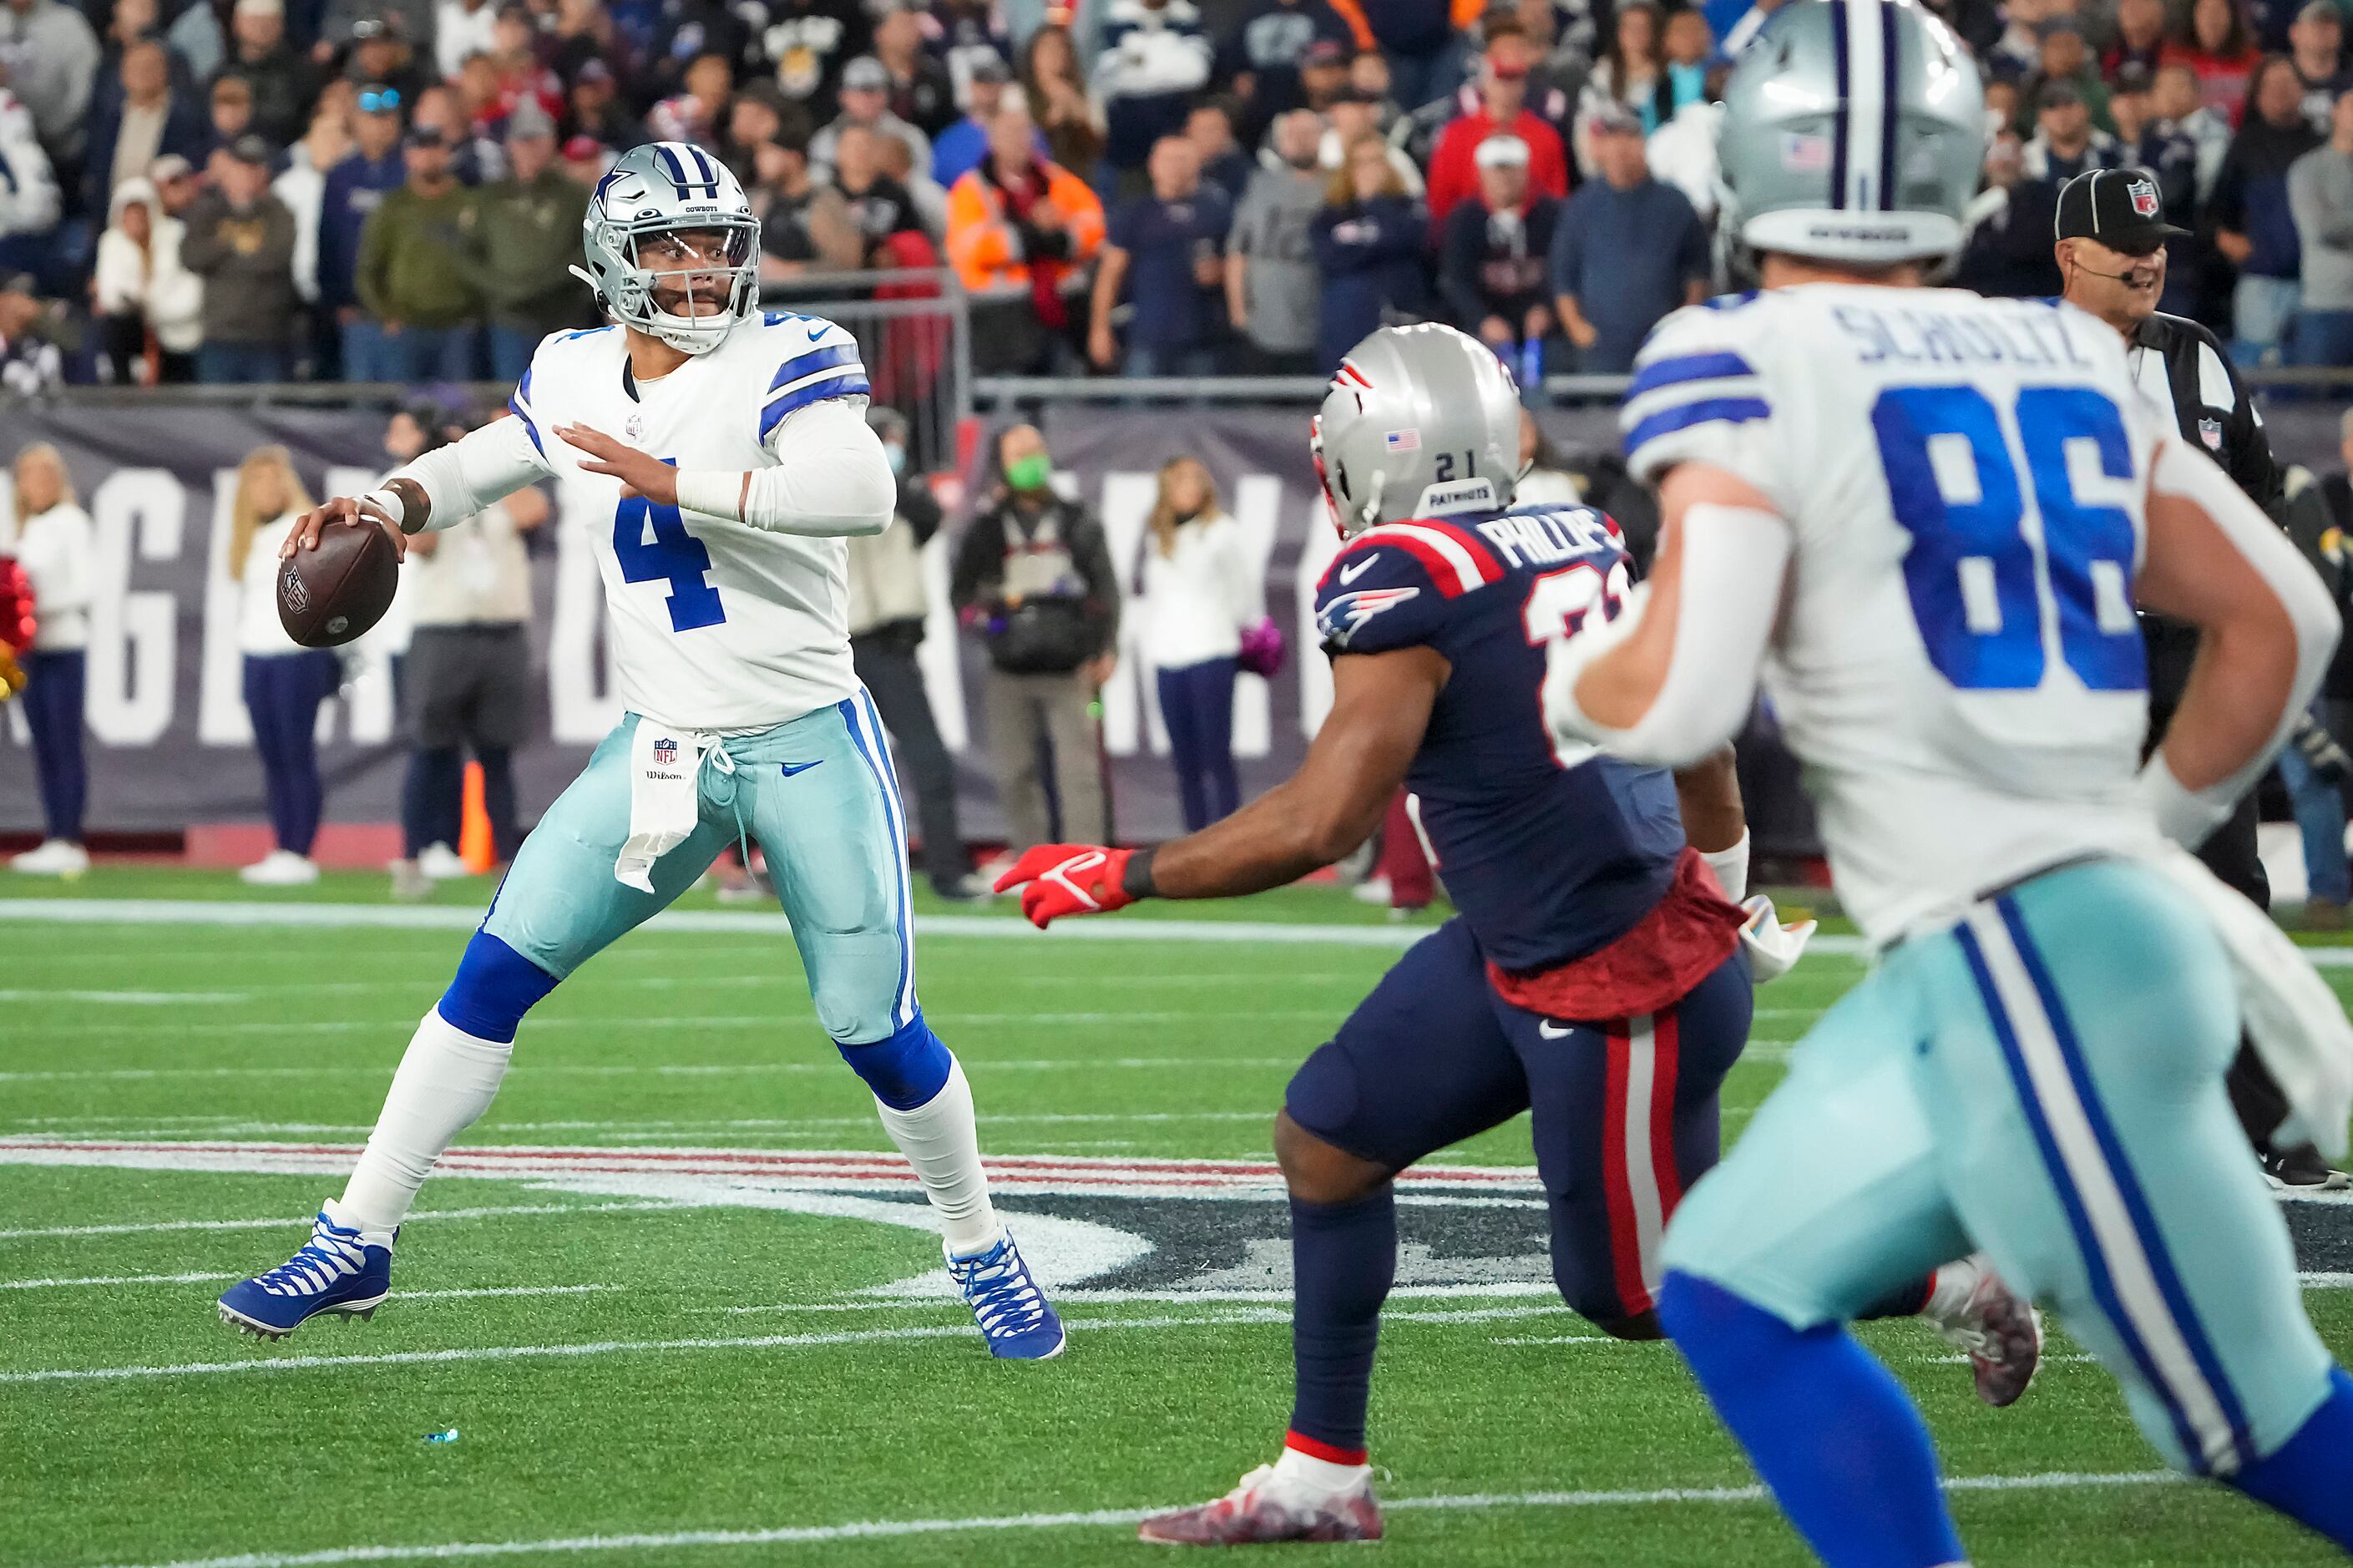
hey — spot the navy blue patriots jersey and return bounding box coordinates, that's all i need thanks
[1313,506,1685,973]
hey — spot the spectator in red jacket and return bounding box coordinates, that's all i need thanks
[1423,23,1569,220]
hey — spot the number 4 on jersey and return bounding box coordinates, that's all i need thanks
[614,464,726,632]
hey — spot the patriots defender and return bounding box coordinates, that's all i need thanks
[215,143,1062,1360]
[1549,3,2353,1560]
[995,323,2036,1545]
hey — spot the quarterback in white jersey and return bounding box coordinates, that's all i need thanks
[217,142,1065,1362]
[1547,3,2353,1563]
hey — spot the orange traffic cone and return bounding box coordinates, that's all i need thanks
[459,761,494,874]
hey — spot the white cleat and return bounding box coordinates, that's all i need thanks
[11,839,88,877]
[1140,1462,1384,1545]
[416,842,471,880]
[1921,1254,2042,1408]
[239,850,320,887]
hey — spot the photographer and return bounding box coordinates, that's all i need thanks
[951,423,1120,856]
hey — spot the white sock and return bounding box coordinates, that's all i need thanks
[1274,1444,1371,1491]
[872,1055,1001,1256]
[337,1008,514,1233]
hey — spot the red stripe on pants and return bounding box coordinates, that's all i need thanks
[1650,1010,1684,1223]
[1599,1022,1649,1316]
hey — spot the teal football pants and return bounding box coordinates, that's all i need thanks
[1662,856,2335,1474]
[480,693,918,1045]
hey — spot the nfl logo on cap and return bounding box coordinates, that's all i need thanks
[653,736,678,766]
[2130,178,2159,218]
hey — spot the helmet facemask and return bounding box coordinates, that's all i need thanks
[579,217,759,355]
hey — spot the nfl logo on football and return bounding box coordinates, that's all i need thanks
[652,736,678,766]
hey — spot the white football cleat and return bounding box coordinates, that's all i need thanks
[11,839,89,877]
[1922,1254,2042,1408]
[416,842,471,880]
[1140,1461,1383,1545]
[240,850,321,887]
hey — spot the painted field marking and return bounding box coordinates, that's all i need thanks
[0,1276,619,1300]
[92,1469,2182,1568]
[3,1111,1285,1140]
[0,1056,1306,1081]
[0,1201,685,1242]
[0,896,1900,959]
[0,988,251,1004]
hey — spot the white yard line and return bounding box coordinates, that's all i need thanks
[5,1111,1284,1140]
[0,1056,1303,1082]
[0,989,251,1004]
[0,1303,1593,1386]
[0,1201,684,1242]
[0,1275,618,1300]
[0,896,1904,958]
[93,1469,2180,1568]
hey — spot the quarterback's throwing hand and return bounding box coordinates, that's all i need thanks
[557,422,680,506]
[994,844,1138,928]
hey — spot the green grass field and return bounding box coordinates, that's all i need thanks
[5,870,2353,1568]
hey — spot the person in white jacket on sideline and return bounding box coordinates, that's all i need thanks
[93,175,204,383]
[1139,455,1263,831]
[8,443,94,877]
[226,446,341,887]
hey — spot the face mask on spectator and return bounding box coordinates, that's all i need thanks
[885,442,908,475]
[1005,453,1052,492]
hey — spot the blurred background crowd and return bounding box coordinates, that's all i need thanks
[6,0,2353,389]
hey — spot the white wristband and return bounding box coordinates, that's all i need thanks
[675,469,746,524]
[2137,756,2234,850]
[1701,829,1751,903]
[358,488,408,532]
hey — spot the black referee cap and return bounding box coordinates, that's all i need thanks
[2056,168,2189,254]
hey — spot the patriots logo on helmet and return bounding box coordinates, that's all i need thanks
[2130,178,2159,218]
[1317,586,1419,647]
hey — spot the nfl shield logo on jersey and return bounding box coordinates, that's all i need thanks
[2130,178,2160,218]
[2200,415,2224,450]
[652,736,678,766]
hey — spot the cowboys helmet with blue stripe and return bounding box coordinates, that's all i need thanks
[571,140,760,354]
[1717,0,1986,267]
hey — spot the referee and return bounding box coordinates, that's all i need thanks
[2054,167,2348,1189]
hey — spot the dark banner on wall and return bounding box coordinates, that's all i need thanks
[6,402,2347,849]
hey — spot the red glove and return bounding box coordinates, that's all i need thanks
[994,843,1140,928]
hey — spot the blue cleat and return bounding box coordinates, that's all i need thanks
[947,1230,1065,1360]
[216,1206,394,1341]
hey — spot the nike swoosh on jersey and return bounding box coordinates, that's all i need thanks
[1338,553,1381,585]
[1537,1019,1572,1039]
[807,321,828,340]
[778,760,825,777]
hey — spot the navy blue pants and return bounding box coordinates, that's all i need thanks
[19,648,86,841]
[1286,917,1753,1326]
[241,651,338,856]
[1156,655,1239,832]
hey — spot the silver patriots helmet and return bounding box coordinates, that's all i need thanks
[572,141,760,355]
[1717,0,1986,267]
[1312,324,1521,537]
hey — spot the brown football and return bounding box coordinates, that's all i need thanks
[276,516,400,648]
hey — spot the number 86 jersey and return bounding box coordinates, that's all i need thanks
[506,310,873,732]
[1623,286,2173,945]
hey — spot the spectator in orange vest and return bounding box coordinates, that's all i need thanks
[946,103,1106,373]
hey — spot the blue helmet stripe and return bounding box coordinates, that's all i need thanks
[1877,0,1900,210]
[1827,0,1850,210]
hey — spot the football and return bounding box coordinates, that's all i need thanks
[276,514,399,648]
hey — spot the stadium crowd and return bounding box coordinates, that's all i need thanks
[7,0,2353,387]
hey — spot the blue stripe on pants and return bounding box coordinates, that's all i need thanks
[1957,902,2250,1473]
[837,693,917,1031]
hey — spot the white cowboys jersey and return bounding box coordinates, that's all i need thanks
[1623,286,2174,944]
[509,310,873,731]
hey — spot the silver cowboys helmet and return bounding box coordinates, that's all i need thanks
[1313,324,1521,537]
[1717,0,1986,267]
[572,141,760,354]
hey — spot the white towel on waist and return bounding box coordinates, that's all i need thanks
[2141,845,2353,1161]
[615,723,708,894]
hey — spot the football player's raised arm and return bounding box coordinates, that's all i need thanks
[672,399,894,538]
[2135,432,2339,847]
[1543,463,1790,769]
[1142,645,1446,901]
